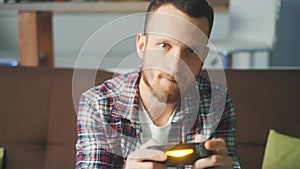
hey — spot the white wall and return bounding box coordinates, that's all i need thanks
[229,0,278,46]
[53,13,138,70]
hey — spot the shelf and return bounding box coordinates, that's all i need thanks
[0,1,228,13]
[0,2,149,13]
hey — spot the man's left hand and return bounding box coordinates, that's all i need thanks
[193,139,233,169]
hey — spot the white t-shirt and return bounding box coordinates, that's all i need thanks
[139,101,176,145]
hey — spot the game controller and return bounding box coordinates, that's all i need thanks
[147,142,214,166]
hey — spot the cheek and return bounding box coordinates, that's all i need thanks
[193,63,203,76]
[184,59,202,77]
[144,57,167,70]
[142,69,158,82]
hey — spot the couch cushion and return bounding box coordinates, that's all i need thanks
[262,129,300,169]
[0,147,4,169]
[0,67,51,169]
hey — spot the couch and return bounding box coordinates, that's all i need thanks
[0,66,299,169]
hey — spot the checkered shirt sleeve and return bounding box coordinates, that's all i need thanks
[75,91,124,169]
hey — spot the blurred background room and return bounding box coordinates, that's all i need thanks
[0,0,299,72]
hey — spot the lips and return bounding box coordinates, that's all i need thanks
[161,75,176,82]
[166,77,176,82]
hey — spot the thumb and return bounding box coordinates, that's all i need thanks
[141,139,160,149]
[194,134,207,143]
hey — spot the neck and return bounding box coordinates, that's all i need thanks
[139,77,178,127]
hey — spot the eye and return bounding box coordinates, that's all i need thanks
[187,48,196,55]
[159,43,169,50]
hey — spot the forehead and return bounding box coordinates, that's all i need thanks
[154,4,210,34]
[146,4,209,48]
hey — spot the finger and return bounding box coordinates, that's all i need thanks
[193,155,233,169]
[193,134,207,143]
[126,161,167,169]
[128,149,167,162]
[141,139,160,149]
[205,139,228,156]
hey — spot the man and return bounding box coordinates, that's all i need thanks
[76,0,240,168]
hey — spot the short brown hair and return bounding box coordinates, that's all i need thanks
[145,0,214,37]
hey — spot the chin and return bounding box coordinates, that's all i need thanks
[158,86,181,104]
[142,70,181,103]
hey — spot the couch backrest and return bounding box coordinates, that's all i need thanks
[0,67,51,169]
[0,67,299,169]
[0,67,113,169]
[225,70,300,169]
[44,69,113,169]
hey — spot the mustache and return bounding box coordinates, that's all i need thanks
[141,69,186,83]
[158,72,180,82]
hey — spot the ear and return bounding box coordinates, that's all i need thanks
[136,33,146,59]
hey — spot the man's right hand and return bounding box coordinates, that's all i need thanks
[125,139,167,169]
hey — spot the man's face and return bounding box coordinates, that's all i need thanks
[137,4,210,103]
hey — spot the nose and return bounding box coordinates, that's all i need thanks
[165,48,185,75]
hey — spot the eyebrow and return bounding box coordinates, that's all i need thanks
[151,35,185,47]
[149,34,204,52]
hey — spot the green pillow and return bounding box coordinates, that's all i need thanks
[262,129,300,169]
[0,147,4,169]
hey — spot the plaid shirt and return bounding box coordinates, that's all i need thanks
[76,68,241,169]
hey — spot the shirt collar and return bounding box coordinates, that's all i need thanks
[112,67,141,123]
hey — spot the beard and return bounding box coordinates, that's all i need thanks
[141,69,181,104]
